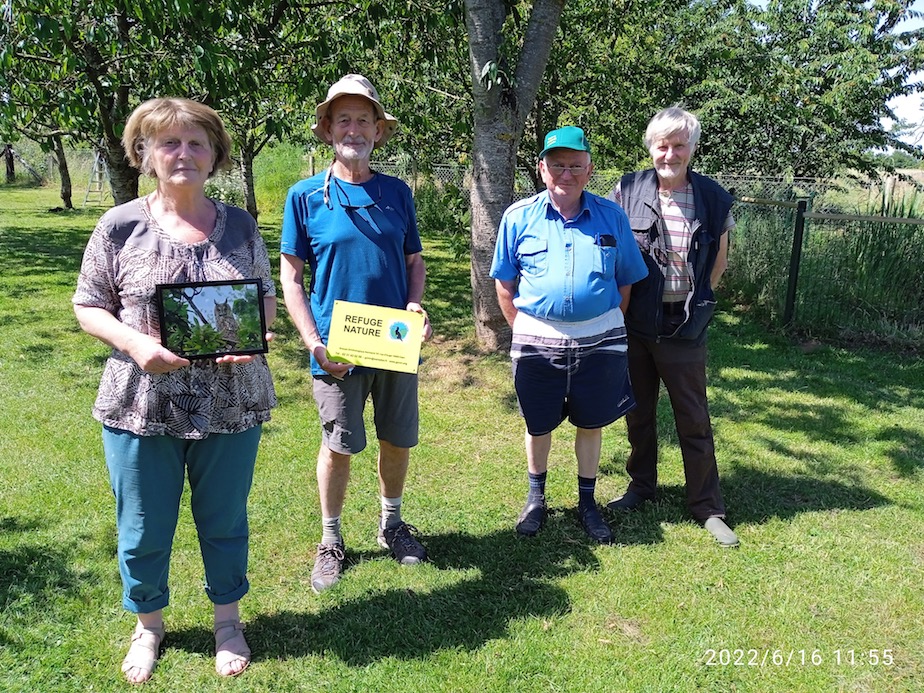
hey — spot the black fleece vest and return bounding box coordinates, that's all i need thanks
[619,168,733,344]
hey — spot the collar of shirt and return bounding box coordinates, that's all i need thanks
[542,189,592,223]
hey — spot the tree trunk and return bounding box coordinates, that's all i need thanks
[239,139,259,221]
[464,0,564,351]
[469,126,516,351]
[4,145,14,183]
[103,135,139,205]
[51,136,74,209]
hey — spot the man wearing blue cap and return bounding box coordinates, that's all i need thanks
[490,126,648,543]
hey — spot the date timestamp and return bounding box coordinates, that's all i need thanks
[703,648,894,667]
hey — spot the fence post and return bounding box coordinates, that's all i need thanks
[783,199,808,326]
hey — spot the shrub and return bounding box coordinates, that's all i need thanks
[205,171,245,207]
[414,181,471,260]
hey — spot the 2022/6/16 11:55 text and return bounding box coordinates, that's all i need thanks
[702,649,894,667]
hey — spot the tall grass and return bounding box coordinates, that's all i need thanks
[253,142,315,214]
[727,187,924,350]
[725,203,795,323]
[798,218,924,346]
[800,186,924,347]
[860,183,923,218]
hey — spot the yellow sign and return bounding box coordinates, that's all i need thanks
[326,300,425,374]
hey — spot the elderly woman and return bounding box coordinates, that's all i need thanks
[73,98,276,683]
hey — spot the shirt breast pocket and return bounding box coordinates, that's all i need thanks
[628,216,657,252]
[517,238,548,277]
[594,245,617,280]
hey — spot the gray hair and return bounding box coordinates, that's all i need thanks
[644,107,702,149]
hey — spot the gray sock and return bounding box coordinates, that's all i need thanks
[321,516,342,546]
[381,495,403,530]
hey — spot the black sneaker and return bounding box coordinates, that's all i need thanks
[378,522,427,565]
[311,542,345,593]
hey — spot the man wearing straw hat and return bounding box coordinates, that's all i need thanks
[280,74,430,593]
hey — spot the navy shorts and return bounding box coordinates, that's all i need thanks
[512,349,635,436]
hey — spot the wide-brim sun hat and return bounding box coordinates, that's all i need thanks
[311,74,399,149]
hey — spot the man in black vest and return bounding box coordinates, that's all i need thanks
[606,107,739,548]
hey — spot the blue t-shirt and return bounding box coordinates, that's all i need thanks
[490,190,648,322]
[281,169,423,374]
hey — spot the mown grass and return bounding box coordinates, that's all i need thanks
[1,184,922,692]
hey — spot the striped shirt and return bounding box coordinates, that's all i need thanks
[658,185,697,301]
[615,182,735,303]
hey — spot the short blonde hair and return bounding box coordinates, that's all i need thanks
[644,107,702,149]
[122,98,233,177]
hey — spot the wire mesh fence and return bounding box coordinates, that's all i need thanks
[795,213,924,345]
[15,144,922,350]
[725,200,797,324]
[727,198,924,350]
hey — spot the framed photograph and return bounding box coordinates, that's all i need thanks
[155,279,268,359]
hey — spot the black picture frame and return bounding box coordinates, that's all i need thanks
[155,279,268,360]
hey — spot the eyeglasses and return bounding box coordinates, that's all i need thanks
[323,166,382,210]
[545,163,588,176]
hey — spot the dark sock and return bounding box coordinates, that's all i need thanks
[578,475,597,511]
[527,470,547,502]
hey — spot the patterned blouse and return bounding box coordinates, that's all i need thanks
[73,196,277,439]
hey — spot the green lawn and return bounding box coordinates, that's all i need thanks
[1,185,922,692]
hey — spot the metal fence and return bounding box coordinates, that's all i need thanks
[378,163,924,349]
[727,196,924,349]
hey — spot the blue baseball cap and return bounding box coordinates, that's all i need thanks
[539,126,591,159]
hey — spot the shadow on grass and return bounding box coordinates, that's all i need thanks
[707,311,924,479]
[0,541,80,646]
[164,518,599,666]
[0,516,43,533]
[723,465,890,522]
[0,222,91,279]
[605,465,891,547]
[0,544,80,596]
[875,425,924,477]
[600,310,922,519]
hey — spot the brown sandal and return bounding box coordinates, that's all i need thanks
[121,623,165,684]
[214,620,251,677]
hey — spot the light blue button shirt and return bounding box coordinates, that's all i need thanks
[490,190,648,322]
